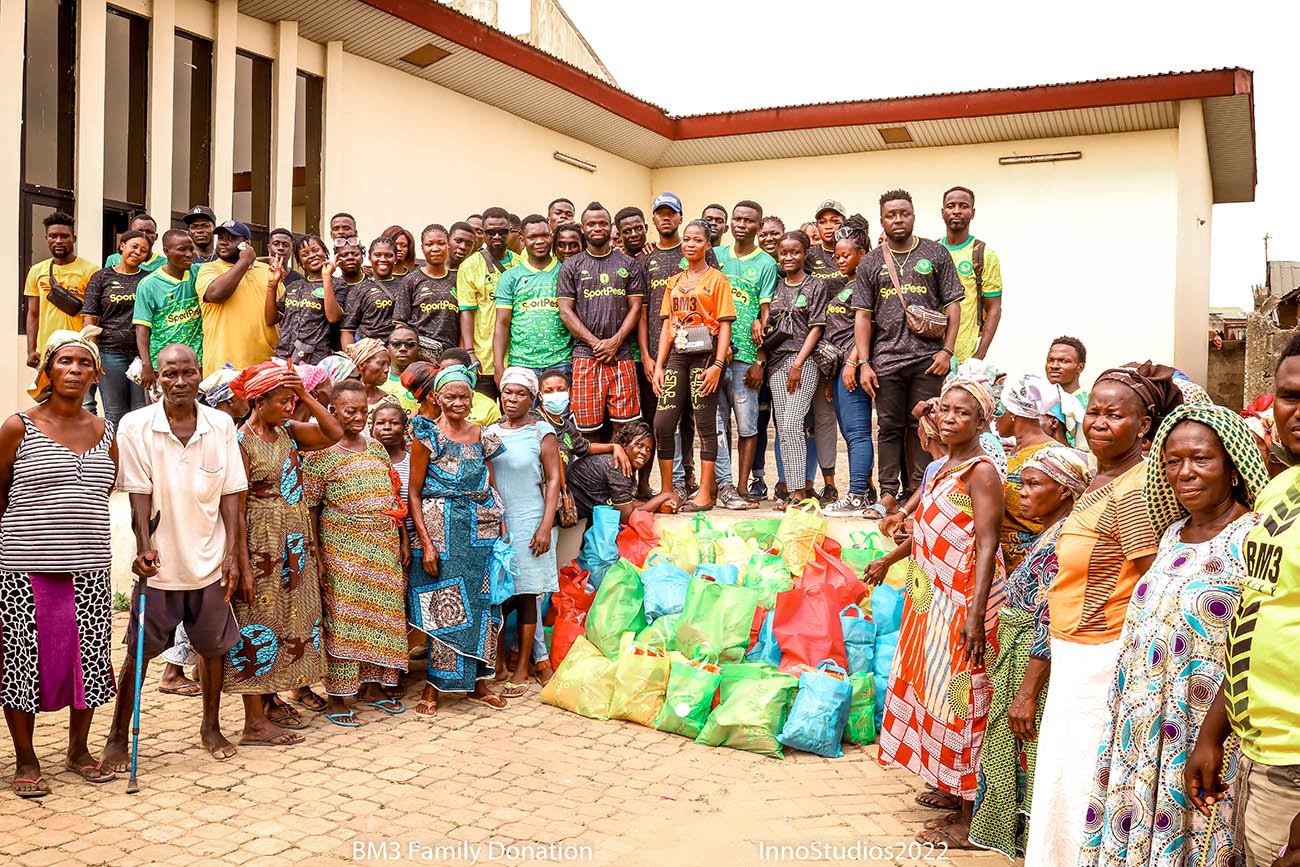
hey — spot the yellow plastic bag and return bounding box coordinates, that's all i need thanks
[776,498,827,577]
[607,632,670,727]
[658,524,703,574]
[538,635,616,720]
[713,531,760,567]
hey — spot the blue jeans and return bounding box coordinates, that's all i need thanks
[831,363,875,495]
[529,361,573,383]
[100,351,146,428]
[714,361,759,488]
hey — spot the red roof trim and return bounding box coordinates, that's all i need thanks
[360,1,1249,142]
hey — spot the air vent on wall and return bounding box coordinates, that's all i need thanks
[879,126,913,144]
[399,44,450,68]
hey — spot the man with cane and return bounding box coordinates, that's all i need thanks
[100,344,249,775]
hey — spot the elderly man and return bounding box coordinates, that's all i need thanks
[100,344,249,769]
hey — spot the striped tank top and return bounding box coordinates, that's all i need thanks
[0,412,116,572]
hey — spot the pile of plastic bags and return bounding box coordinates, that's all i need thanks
[540,501,906,760]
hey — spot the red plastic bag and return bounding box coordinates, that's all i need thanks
[557,560,596,611]
[771,583,847,674]
[821,536,843,558]
[548,561,596,662]
[615,510,660,568]
[798,543,868,611]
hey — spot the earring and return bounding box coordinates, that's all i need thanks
[1231,473,1240,486]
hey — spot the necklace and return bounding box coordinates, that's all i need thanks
[886,238,920,274]
[337,439,367,454]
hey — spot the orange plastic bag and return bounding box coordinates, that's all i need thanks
[771,583,847,674]
[799,543,868,611]
[550,561,596,666]
[615,510,660,568]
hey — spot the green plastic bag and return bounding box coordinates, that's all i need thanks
[716,661,777,703]
[844,672,877,744]
[741,549,795,609]
[608,633,670,727]
[653,647,721,738]
[538,635,616,720]
[695,665,799,758]
[635,613,680,652]
[731,518,782,547]
[584,558,646,659]
[675,577,760,664]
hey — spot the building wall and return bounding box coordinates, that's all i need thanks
[652,129,1185,386]
[1174,99,1214,385]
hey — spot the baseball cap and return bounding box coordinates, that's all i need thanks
[216,220,251,240]
[815,199,846,218]
[652,192,683,214]
[183,205,217,225]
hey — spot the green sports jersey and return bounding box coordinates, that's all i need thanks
[716,245,778,364]
[105,252,165,272]
[495,257,571,368]
[133,265,203,366]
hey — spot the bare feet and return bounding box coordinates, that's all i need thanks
[99,733,131,774]
[157,663,201,697]
[200,727,237,761]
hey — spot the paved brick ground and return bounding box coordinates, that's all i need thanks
[1,614,1004,867]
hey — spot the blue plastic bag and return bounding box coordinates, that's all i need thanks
[694,563,740,585]
[777,659,853,758]
[870,584,904,637]
[488,535,517,606]
[873,632,899,730]
[840,604,876,675]
[577,505,621,590]
[641,554,693,621]
[746,609,781,666]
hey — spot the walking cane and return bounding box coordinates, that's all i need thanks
[126,552,155,794]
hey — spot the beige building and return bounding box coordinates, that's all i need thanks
[8,0,1255,413]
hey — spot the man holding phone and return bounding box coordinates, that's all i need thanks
[195,221,283,376]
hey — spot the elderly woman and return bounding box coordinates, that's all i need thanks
[1025,361,1184,864]
[223,361,341,744]
[486,368,562,696]
[878,376,1006,850]
[968,446,1092,857]
[404,362,507,715]
[999,373,1059,572]
[345,337,400,424]
[0,326,117,796]
[1080,403,1266,866]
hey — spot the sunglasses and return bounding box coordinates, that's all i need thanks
[388,339,418,349]
[333,237,362,248]
[483,228,509,238]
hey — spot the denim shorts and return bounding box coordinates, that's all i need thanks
[721,360,760,438]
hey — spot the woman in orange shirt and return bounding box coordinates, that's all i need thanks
[652,220,736,512]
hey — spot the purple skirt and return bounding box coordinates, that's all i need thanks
[0,570,115,713]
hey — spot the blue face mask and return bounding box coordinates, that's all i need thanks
[541,391,569,415]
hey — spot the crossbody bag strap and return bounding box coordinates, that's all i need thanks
[881,245,905,313]
[972,239,986,329]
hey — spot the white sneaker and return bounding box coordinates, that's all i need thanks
[822,492,867,515]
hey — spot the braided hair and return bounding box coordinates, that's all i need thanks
[833,214,871,251]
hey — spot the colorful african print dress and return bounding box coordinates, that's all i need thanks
[303,440,408,695]
[1000,440,1053,572]
[224,427,324,693]
[406,415,505,693]
[970,519,1062,858]
[1078,514,1254,867]
[879,454,1006,799]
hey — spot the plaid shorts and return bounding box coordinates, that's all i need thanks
[572,357,641,431]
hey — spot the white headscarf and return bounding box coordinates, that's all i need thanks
[499,366,539,396]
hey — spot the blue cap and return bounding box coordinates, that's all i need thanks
[216,219,251,241]
[652,192,683,214]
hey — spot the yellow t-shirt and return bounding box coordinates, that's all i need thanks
[380,375,420,415]
[195,260,280,376]
[1229,466,1300,764]
[942,237,1002,364]
[469,392,501,427]
[455,249,520,376]
[24,257,98,352]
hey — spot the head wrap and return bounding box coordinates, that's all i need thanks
[499,366,539,396]
[297,363,331,395]
[941,377,997,423]
[432,363,477,394]
[344,337,386,369]
[230,359,289,401]
[1172,371,1213,406]
[1094,361,1184,431]
[1145,402,1270,537]
[1023,446,1093,498]
[318,353,358,383]
[948,357,1005,418]
[1047,386,1085,447]
[28,324,104,400]
[400,361,438,402]
[199,363,241,407]
[1002,373,1057,419]
[917,397,940,444]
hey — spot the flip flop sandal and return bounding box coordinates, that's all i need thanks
[293,689,328,713]
[466,692,508,709]
[13,776,49,798]
[864,503,889,520]
[915,827,977,850]
[65,762,115,784]
[239,730,305,747]
[679,501,714,513]
[266,703,307,729]
[414,699,438,716]
[324,712,360,727]
[501,682,530,698]
[914,789,961,810]
[362,698,405,715]
[157,683,202,697]
[922,812,961,830]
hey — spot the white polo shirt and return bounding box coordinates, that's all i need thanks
[116,402,248,590]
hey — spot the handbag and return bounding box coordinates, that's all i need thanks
[556,454,578,529]
[882,245,946,340]
[810,339,845,378]
[762,305,798,351]
[673,318,714,356]
[45,262,84,316]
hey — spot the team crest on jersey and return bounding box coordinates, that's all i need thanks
[915,258,933,275]
[957,260,974,276]
[795,294,807,307]
[838,287,852,302]
[599,273,610,285]
[745,267,757,278]
[617,267,629,278]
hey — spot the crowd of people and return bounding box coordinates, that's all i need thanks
[2,189,1296,867]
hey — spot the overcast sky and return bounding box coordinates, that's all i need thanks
[547,0,1297,310]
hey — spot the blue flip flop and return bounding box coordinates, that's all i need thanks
[362,698,405,715]
[325,711,360,727]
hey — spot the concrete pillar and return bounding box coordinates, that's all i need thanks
[321,40,345,226]
[210,0,238,220]
[0,0,27,411]
[75,0,107,259]
[147,0,176,227]
[270,20,298,232]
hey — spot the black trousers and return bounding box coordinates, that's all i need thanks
[654,351,719,463]
[874,357,943,500]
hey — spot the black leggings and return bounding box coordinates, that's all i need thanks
[502,594,539,625]
[654,351,719,462]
